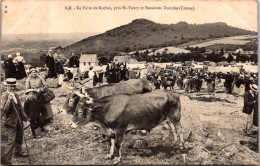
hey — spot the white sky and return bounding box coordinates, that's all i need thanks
[1,0,258,35]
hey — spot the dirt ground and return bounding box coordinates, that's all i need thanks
[5,79,259,165]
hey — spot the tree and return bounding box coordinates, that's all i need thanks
[220,48,224,56]
[152,49,156,56]
[236,54,240,62]
[227,54,234,64]
[98,57,109,65]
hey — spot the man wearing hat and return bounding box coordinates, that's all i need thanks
[45,50,57,79]
[69,50,79,78]
[1,78,28,165]
[4,54,17,79]
[243,84,258,135]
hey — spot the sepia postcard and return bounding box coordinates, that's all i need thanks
[1,0,258,165]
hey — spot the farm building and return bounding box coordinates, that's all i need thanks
[79,54,99,73]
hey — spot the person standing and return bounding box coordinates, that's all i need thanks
[243,84,258,135]
[13,52,27,80]
[24,89,47,138]
[45,50,57,79]
[88,66,95,87]
[55,57,65,87]
[69,50,79,78]
[140,64,148,79]
[1,78,28,165]
[224,72,234,94]
[25,67,53,124]
[4,54,17,79]
[120,64,129,81]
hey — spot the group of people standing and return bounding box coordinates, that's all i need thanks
[4,53,27,80]
[106,63,129,83]
[45,50,79,87]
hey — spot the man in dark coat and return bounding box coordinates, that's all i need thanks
[69,50,79,78]
[1,78,28,165]
[243,84,258,135]
[45,50,57,79]
[69,50,79,68]
[4,54,17,79]
[55,57,65,87]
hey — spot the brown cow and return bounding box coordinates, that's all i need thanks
[63,79,154,114]
[73,91,184,164]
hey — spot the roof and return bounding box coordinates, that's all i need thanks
[80,54,97,63]
[113,56,132,63]
[148,47,190,56]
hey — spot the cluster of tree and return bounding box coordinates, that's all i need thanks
[133,49,257,64]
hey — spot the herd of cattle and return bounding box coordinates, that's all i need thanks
[62,79,184,164]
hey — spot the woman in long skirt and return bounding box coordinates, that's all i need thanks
[13,53,27,80]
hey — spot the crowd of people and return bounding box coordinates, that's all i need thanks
[4,53,27,80]
[137,64,258,95]
[1,49,258,165]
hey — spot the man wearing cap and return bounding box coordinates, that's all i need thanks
[243,84,258,135]
[13,53,27,80]
[55,57,65,87]
[4,54,17,79]
[1,78,28,165]
[69,50,79,78]
[45,50,57,79]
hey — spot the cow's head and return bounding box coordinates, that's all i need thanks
[73,93,94,125]
[63,90,80,114]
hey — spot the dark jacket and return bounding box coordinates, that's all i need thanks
[1,92,27,128]
[55,61,64,74]
[4,58,17,78]
[45,55,55,69]
[24,99,41,119]
[253,93,258,126]
[243,91,256,114]
[69,56,79,67]
[66,71,73,80]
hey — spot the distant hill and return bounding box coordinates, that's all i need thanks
[55,19,256,56]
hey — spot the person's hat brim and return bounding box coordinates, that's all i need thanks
[25,89,38,95]
[4,78,17,86]
[29,68,38,73]
[250,84,258,92]
[3,81,17,86]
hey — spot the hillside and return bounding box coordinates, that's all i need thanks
[55,19,256,56]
